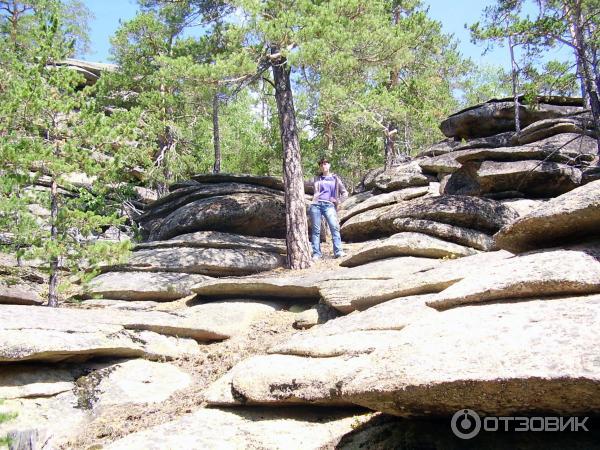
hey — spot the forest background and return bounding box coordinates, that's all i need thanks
[0,0,596,296]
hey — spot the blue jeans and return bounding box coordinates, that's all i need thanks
[309,201,343,257]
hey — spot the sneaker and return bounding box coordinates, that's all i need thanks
[312,254,322,261]
[334,251,346,258]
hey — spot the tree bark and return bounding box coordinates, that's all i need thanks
[508,33,521,133]
[324,112,334,153]
[383,122,398,169]
[567,0,600,151]
[270,45,311,269]
[212,92,221,173]
[47,177,59,307]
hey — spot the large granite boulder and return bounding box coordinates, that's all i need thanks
[392,218,496,251]
[495,180,600,252]
[138,182,284,228]
[343,294,600,416]
[85,271,212,301]
[427,244,600,310]
[0,283,44,305]
[120,246,285,276]
[371,166,434,192]
[134,230,286,253]
[319,251,512,312]
[440,97,584,139]
[105,407,374,450]
[191,173,285,191]
[206,294,600,417]
[511,114,596,145]
[150,192,286,241]
[338,187,428,224]
[341,196,519,242]
[443,160,582,198]
[0,305,200,363]
[339,232,478,267]
[454,133,598,166]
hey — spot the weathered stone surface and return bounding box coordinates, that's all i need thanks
[0,305,199,362]
[344,294,600,416]
[293,303,339,330]
[337,191,373,213]
[81,359,191,408]
[372,163,434,192]
[192,272,324,300]
[0,283,44,305]
[192,257,441,303]
[135,230,287,253]
[512,115,595,145]
[444,160,582,198]
[340,232,478,267]
[339,204,396,242]
[205,354,361,406]
[499,198,548,217]
[427,245,600,310]
[495,180,600,252]
[392,218,496,251]
[338,187,428,224]
[415,139,462,157]
[319,251,512,312]
[0,390,88,450]
[440,97,584,139]
[191,173,285,191]
[454,133,598,165]
[341,195,519,242]
[151,192,286,241]
[0,366,75,399]
[272,295,438,357]
[359,167,386,191]
[121,246,285,276]
[418,153,463,175]
[105,407,374,450]
[138,182,284,226]
[85,271,212,301]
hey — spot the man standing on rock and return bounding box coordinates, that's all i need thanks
[308,157,348,261]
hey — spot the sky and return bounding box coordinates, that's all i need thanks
[80,0,571,70]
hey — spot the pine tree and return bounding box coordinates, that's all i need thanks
[0,1,129,306]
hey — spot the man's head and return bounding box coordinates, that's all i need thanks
[318,157,330,167]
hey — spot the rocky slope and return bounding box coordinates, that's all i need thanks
[1,96,599,449]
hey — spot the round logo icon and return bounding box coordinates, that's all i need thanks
[451,409,481,439]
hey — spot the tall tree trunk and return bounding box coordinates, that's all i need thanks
[567,0,600,150]
[324,113,334,153]
[270,46,311,269]
[508,34,521,133]
[47,177,59,307]
[383,122,398,169]
[213,92,221,173]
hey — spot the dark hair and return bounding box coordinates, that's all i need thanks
[318,157,329,165]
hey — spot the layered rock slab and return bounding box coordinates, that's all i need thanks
[344,294,600,416]
[151,192,286,241]
[134,230,286,253]
[494,179,600,252]
[0,304,266,362]
[85,271,212,301]
[341,196,518,242]
[428,244,600,310]
[208,295,600,417]
[340,232,478,267]
[444,160,582,198]
[121,246,285,276]
[440,97,583,139]
[105,407,374,450]
[319,251,513,312]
